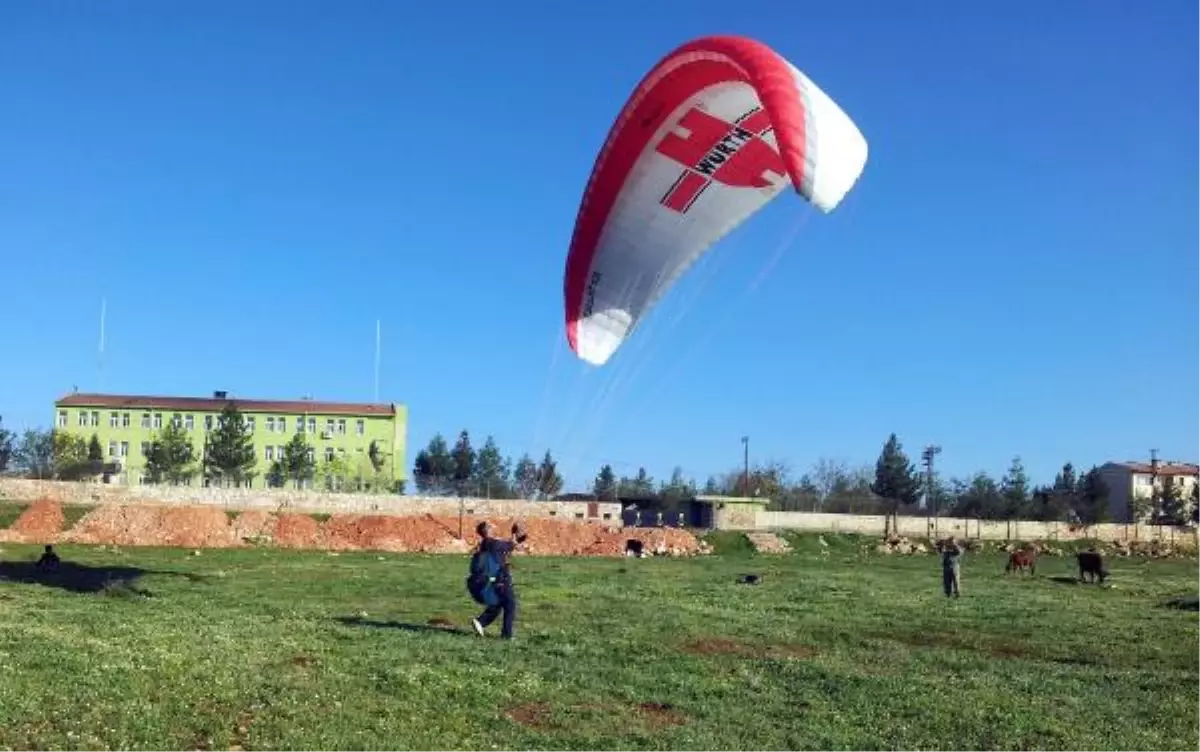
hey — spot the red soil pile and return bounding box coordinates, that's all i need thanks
[65,504,237,547]
[323,514,469,554]
[8,498,65,541]
[3,501,703,556]
[273,513,324,548]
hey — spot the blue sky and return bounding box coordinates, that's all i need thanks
[2,0,1196,491]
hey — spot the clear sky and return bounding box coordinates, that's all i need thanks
[2,0,1196,491]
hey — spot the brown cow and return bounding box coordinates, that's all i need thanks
[1005,547,1037,576]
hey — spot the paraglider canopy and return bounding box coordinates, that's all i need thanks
[563,35,869,367]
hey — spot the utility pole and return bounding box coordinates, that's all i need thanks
[1149,448,1160,522]
[922,445,942,536]
[741,436,750,497]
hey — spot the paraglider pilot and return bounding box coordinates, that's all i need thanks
[468,520,527,640]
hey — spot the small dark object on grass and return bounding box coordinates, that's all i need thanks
[1163,594,1198,611]
[625,539,645,557]
[737,574,760,585]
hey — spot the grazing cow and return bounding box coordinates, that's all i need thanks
[1076,550,1108,584]
[1005,548,1037,576]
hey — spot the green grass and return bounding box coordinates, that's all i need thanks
[0,540,1196,750]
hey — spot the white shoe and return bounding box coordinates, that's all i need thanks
[471,618,484,637]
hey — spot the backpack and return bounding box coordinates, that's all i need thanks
[466,545,504,606]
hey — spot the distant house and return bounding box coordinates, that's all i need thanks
[1098,460,1199,523]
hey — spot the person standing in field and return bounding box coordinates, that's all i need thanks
[468,520,527,640]
[940,538,964,598]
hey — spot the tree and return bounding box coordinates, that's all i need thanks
[1000,456,1030,519]
[512,453,539,499]
[15,429,55,479]
[1074,466,1110,524]
[267,460,287,489]
[87,434,104,463]
[318,453,356,492]
[0,416,15,473]
[948,472,1005,519]
[282,432,316,489]
[412,434,453,495]
[1157,479,1188,526]
[471,436,509,498]
[871,434,922,533]
[659,466,697,507]
[450,430,476,496]
[52,432,90,480]
[145,420,197,485]
[536,450,563,499]
[702,476,721,495]
[202,403,257,487]
[810,457,851,506]
[593,464,618,500]
[1052,462,1079,520]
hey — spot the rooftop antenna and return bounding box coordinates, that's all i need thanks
[374,318,381,403]
[98,297,107,393]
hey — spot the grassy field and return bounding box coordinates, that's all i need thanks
[0,535,1196,751]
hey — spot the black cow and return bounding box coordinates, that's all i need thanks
[1076,550,1108,584]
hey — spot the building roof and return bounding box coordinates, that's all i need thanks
[1107,461,1199,477]
[55,392,396,417]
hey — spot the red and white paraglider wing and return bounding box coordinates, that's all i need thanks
[563,35,869,366]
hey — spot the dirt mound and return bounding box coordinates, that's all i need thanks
[274,514,324,548]
[1,501,704,557]
[323,514,466,553]
[746,532,791,554]
[65,504,237,548]
[8,499,64,541]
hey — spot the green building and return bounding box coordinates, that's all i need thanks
[53,391,408,490]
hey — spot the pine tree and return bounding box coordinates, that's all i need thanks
[871,433,922,534]
[0,416,13,473]
[472,436,509,498]
[203,403,257,487]
[593,464,617,500]
[282,431,315,489]
[145,420,197,485]
[450,430,476,496]
[412,434,453,495]
[536,450,563,499]
[512,453,539,499]
[1000,456,1030,519]
[1075,466,1110,524]
[87,433,104,462]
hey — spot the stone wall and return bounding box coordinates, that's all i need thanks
[755,509,1198,548]
[0,478,622,522]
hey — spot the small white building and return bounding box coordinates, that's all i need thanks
[1098,460,1198,523]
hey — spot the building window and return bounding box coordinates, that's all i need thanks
[141,442,150,456]
[108,440,117,457]
[246,417,256,432]
[266,417,276,433]
[277,417,286,432]
[122,412,130,428]
[356,419,365,436]
[337,418,346,434]
[90,411,99,426]
[205,415,213,431]
[307,418,316,434]
[183,414,192,430]
[141,413,151,428]
[119,441,129,457]
[57,411,67,428]
[265,446,275,461]
[110,411,119,428]
[153,413,162,429]
[306,448,315,462]
[325,419,335,435]
[78,411,88,427]
[325,447,335,462]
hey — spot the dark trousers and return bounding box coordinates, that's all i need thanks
[943,567,961,597]
[478,584,517,638]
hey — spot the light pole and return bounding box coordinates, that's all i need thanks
[741,436,750,497]
[922,445,942,536]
